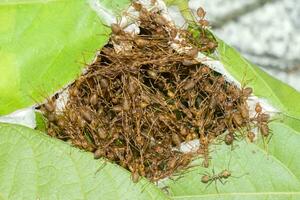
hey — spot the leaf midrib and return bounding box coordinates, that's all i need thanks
[171,191,300,199]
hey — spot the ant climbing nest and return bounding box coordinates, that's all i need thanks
[40,3,271,182]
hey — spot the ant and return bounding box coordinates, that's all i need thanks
[196,7,209,28]
[253,102,272,150]
[200,161,248,192]
[201,168,231,192]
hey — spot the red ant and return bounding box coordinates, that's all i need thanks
[201,168,232,192]
[253,103,272,150]
[200,161,248,192]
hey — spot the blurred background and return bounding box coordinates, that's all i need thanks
[189,0,300,91]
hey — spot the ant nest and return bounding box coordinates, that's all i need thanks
[40,3,271,182]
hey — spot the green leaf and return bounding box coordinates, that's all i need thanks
[35,111,46,132]
[267,122,300,180]
[0,0,129,115]
[217,39,300,119]
[0,123,167,200]
[162,121,300,199]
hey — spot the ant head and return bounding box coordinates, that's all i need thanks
[255,103,262,113]
[197,7,206,19]
[224,133,234,145]
[221,169,231,179]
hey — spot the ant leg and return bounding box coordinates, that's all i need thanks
[214,180,219,193]
[266,131,273,144]
[161,186,171,195]
[202,180,213,192]
[231,143,240,151]
[141,181,151,193]
[219,178,227,185]
[232,172,249,179]
[227,153,232,170]
[94,160,107,175]
[261,134,269,154]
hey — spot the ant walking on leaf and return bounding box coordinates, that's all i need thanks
[200,156,248,192]
[200,168,248,192]
[201,168,232,192]
[252,102,273,152]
